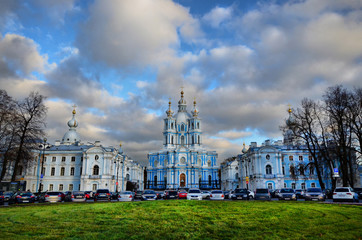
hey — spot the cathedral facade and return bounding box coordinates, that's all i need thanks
[22,108,144,193]
[147,90,219,190]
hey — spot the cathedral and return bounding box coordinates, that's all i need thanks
[147,90,219,190]
[22,107,144,193]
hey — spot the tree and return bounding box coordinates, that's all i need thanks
[11,92,47,182]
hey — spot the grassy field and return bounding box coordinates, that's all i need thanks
[0,201,361,239]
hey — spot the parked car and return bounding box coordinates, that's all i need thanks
[65,191,86,202]
[3,191,14,202]
[84,191,93,200]
[111,192,119,200]
[134,191,143,200]
[94,189,111,201]
[178,190,188,199]
[9,192,36,204]
[223,191,230,199]
[201,191,211,199]
[247,190,255,199]
[295,189,305,199]
[231,189,250,200]
[118,191,134,202]
[255,188,271,201]
[323,189,333,199]
[210,190,224,200]
[37,192,47,203]
[155,191,164,199]
[0,192,4,205]
[333,187,358,202]
[164,190,178,200]
[45,191,64,203]
[141,190,157,200]
[187,189,203,200]
[279,188,297,200]
[304,188,325,201]
[271,189,280,198]
[353,188,362,199]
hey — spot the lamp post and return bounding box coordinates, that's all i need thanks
[114,156,120,193]
[38,138,47,194]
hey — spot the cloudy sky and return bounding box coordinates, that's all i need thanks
[1,0,361,165]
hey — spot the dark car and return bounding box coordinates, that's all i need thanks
[353,188,362,199]
[65,191,87,202]
[84,191,93,200]
[9,192,36,204]
[255,188,271,200]
[295,189,305,199]
[323,189,333,199]
[0,192,4,205]
[141,190,157,201]
[279,188,296,200]
[164,190,178,200]
[3,191,14,202]
[111,192,119,200]
[135,191,143,200]
[94,189,111,201]
[155,191,163,199]
[231,189,250,200]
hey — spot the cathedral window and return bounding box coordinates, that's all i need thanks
[95,155,99,160]
[192,122,194,129]
[181,124,185,132]
[299,165,304,175]
[154,175,157,186]
[282,166,285,175]
[93,165,99,175]
[171,136,174,144]
[181,136,185,145]
[70,167,75,176]
[171,123,174,129]
[266,165,272,175]
[309,165,314,175]
[42,167,45,175]
[284,183,287,188]
[165,136,167,144]
[154,160,158,167]
[198,135,200,144]
[207,160,211,167]
[208,175,212,186]
[60,167,65,176]
[197,122,200,129]
[180,157,186,164]
[308,156,312,161]
[192,137,194,144]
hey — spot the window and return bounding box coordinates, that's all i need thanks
[51,167,55,176]
[126,174,130,181]
[198,135,200,144]
[40,183,43,191]
[17,166,23,175]
[80,167,82,175]
[192,137,194,144]
[208,175,212,186]
[310,165,314,175]
[154,160,158,167]
[268,183,273,190]
[41,167,45,175]
[308,156,312,161]
[192,123,194,129]
[81,157,83,162]
[284,183,287,188]
[70,167,75,176]
[95,155,99,160]
[311,183,316,188]
[291,183,296,189]
[266,154,270,160]
[71,156,75,162]
[32,184,35,192]
[126,167,129,171]
[207,160,211,167]
[235,173,239,179]
[301,183,305,190]
[197,122,200,129]
[180,157,186,164]
[93,165,99,175]
[79,184,81,191]
[165,136,167,144]
[299,156,303,161]
[49,184,54,191]
[181,136,185,145]
[69,184,73,191]
[62,156,66,162]
[59,184,63,191]
[52,157,56,162]
[154,175,157,186]
[171,136,174,144]
[171,123,174,129]
[92,184,97,191]
[44,157,47,162]
[282,166,285,175]
[181,125,185,131]
[289,156,293,161]
[266,165,272,174]
[60,167,65,176]
[299,165,304,175]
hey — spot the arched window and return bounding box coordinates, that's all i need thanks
[299,165,304,175]
[171,136,174,144]
[93,165,99,175]
[181,136,185,145]
[95,155,99,160]
[267,183,273,190]
[181,125,185,131]
[235,173,239,179]
[126,174,130,181]
[198,135,200,144]
[70,167,75,176]
[165,136,167,144]
[154,160,158,167]
[311,182,316,187]
[301,183,305,190]
[282,166,285,175]
[60,167,65,176]
[171,123,174,129]
[192,137,194,144]
[266,165,272,175]
[192,122,194,129]
[154,175,157,186]
[180,157,186,164]
[197,122,200,129]
[208,175,212,186]
[284,183,287,188]
[207,160,211,167]
[291,183,296,189]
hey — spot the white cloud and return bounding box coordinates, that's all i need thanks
[203,6,233,28]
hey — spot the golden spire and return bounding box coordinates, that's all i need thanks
[288,104,292,114]
[72,104,77,114]
[119,141,122,147]
[193,97,196,106]
[181,86,184,97]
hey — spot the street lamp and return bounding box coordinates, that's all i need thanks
[114,156,120,193]
[114,142,125,193]
[38,138,47,194]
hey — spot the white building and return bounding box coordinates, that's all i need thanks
[220,157,240,191]
[23,108,144,193]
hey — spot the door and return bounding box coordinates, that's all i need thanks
[180,173,186,187]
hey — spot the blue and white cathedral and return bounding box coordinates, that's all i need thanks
[147,90,219,189]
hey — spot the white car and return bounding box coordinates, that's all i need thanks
[210,190,224,200]
[201,191,211,199]
[248,190,255,199]
[333,187,358,202]
[187,189,203,200]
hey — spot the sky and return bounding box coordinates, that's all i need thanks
[0,0,361,165]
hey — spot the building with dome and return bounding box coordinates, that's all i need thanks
[22,107,144,193]
[146,90,219,190]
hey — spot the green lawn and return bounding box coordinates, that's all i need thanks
[0,201,361,239]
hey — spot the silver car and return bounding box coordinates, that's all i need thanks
[118,191,134,202]
[305,188,325,201]
[255,188,271,201]
[69,191,86,202]
[45,191,64,203]
[210,190,224,200]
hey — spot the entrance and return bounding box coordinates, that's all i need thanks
[180,173,186,187]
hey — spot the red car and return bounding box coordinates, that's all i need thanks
[178,190,188,199]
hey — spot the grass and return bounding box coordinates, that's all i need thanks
[0,201,361,239]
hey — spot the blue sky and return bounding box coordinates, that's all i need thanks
[0,0,361,164]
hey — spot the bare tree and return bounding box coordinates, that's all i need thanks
[11,92,47,182]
